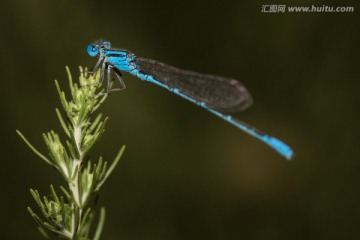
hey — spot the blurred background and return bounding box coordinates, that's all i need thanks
[1,0,359,239]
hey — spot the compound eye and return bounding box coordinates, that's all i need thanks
[87,44,99,57]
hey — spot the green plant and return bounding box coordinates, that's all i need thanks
[17,67,125,240]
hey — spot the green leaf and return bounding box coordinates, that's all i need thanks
[30,189,50,219]
[66,66,75,100]
[16,130,53,166]
[96,145,125,191]
[93,207,105,240]
[88,113,103,134]
[60,186,71,201]
[82,118,108,156]
[92,94,107,113]
[50,185,60,204]
[78,208,94,239]
[55,80,74,126]
[66,139,79,160]
[56,108,70,137]
[37,226,55,240]
[28,207,49,230]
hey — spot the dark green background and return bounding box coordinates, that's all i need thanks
[1,0,359,239]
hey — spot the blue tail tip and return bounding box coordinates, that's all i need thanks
[268,137,295,160]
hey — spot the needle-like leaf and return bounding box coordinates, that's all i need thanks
[21,67,124,240]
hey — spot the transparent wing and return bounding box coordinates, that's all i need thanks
[136,58,253,113]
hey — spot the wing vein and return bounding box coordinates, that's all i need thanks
[136,57,253,112]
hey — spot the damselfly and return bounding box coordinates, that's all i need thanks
[87,40,294,160]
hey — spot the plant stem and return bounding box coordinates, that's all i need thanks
[18,66,125,240]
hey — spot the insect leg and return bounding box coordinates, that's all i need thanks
[113,67,126,91]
